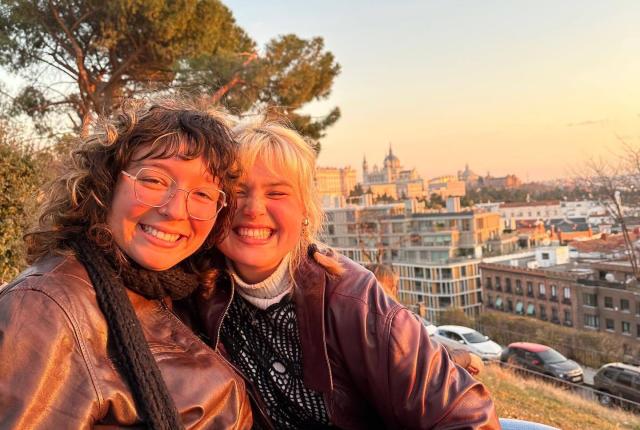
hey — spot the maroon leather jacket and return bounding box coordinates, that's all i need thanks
[0,256,252,429]
[195,255,500,429]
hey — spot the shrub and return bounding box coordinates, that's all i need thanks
[0,127,52,282]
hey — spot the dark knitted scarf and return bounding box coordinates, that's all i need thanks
[71,237,199,430]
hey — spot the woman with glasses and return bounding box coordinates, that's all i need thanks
[191,119,499,429]
[0,99,251,429]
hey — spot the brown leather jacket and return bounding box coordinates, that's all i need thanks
[195,255,500,429]
[0,255,252,429]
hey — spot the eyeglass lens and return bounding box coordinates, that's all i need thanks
[133,168,225,220]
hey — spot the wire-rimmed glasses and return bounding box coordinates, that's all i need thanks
[121,168,227,221]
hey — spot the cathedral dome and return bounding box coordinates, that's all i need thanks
[384,147,400,168]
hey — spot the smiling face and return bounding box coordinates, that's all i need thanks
[218,160,306,283]
[107,153,219,271]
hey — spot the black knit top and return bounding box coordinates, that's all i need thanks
[220,293,333,429]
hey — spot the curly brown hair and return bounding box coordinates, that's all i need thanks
[26,97,240,266]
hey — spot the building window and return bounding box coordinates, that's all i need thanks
[563,287,571,299]
[605,319,615,331]
[538,283,546,297]
[637,325,640,338]
[541,252,550,260]
[515,301,524,315]
[604,297,613,309]
[487,294,493,307]
[622,321,631,334]
[505,278,512,292]
[550,285,557,299]
[495,277,501,290]
[620,299,630,312]
[551,307,558,322]
[583,293,597,307]
[564,310,572,325]
[527,282,534,297]
[584,314,599,329]
[485,277,492,289]
[495,296,503,310]
[526,303,535,316]
[507,299,513,312]
[636,302,640,316]
[539,305,547,319]
[515,279,522,295]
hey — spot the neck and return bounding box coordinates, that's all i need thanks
[226,255,293,309]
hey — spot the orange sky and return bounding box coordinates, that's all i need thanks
[229,1,640,182]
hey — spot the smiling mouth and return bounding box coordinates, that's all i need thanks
[140,224,184,243]
[235,227,274,240]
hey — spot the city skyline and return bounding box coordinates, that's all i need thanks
[227,0,640,181]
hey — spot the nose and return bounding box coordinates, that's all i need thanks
[159,189,189,220]
[240,193,266,218]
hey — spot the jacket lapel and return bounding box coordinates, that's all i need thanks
[197,275,234,349]
[293,258,333,394]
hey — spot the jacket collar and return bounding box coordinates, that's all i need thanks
[292,257,333,394]
[198,272,234,349]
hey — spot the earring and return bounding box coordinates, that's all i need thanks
[302,218,309,227]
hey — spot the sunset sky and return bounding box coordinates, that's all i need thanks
[227,0,640,181]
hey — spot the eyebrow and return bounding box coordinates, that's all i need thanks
[132,160,216,183]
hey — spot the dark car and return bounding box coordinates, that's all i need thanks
[593,362,640,408]
[500,342,583,383]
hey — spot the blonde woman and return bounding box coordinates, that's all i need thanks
[194,119,499,429]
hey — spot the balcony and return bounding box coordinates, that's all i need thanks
[526,292,534,298]
[562,298,571,305]
[538,294,546,300]
[550,296,558,302]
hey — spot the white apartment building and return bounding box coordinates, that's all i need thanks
[322,197,512,321]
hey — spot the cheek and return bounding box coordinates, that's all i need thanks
[107,182,146,239]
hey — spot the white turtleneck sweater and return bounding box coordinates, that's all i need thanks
[226,254,294,310]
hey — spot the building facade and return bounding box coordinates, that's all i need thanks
[316,166,357,208]
[480,250,640,359]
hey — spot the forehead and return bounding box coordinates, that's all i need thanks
[129,144,216,182]
[242,159,295,185]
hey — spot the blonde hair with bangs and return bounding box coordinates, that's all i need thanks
[232,119,343,276]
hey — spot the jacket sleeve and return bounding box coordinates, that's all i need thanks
[385,308,499,429]
[0,288,99,429]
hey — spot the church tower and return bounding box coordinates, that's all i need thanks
[362,155,369,184]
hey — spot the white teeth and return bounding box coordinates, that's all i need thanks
[237,227,272,239]
[141,224,181,242]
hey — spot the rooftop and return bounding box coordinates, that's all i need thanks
[500,200,560,208]
[508,342,550,353]
[569,232,640,254]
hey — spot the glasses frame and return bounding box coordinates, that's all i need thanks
[121,168,227,221]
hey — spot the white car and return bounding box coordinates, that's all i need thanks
[433,325,502,361]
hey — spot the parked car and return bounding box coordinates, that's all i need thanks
[593,362,640,408]
[433,325,502,361]
[500,342,583,383]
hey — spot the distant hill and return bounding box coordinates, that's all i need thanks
[480,364,640,429]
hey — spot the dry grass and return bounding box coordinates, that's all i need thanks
[478,364,640,429]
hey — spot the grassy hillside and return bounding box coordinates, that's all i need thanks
[478,364,640,429]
